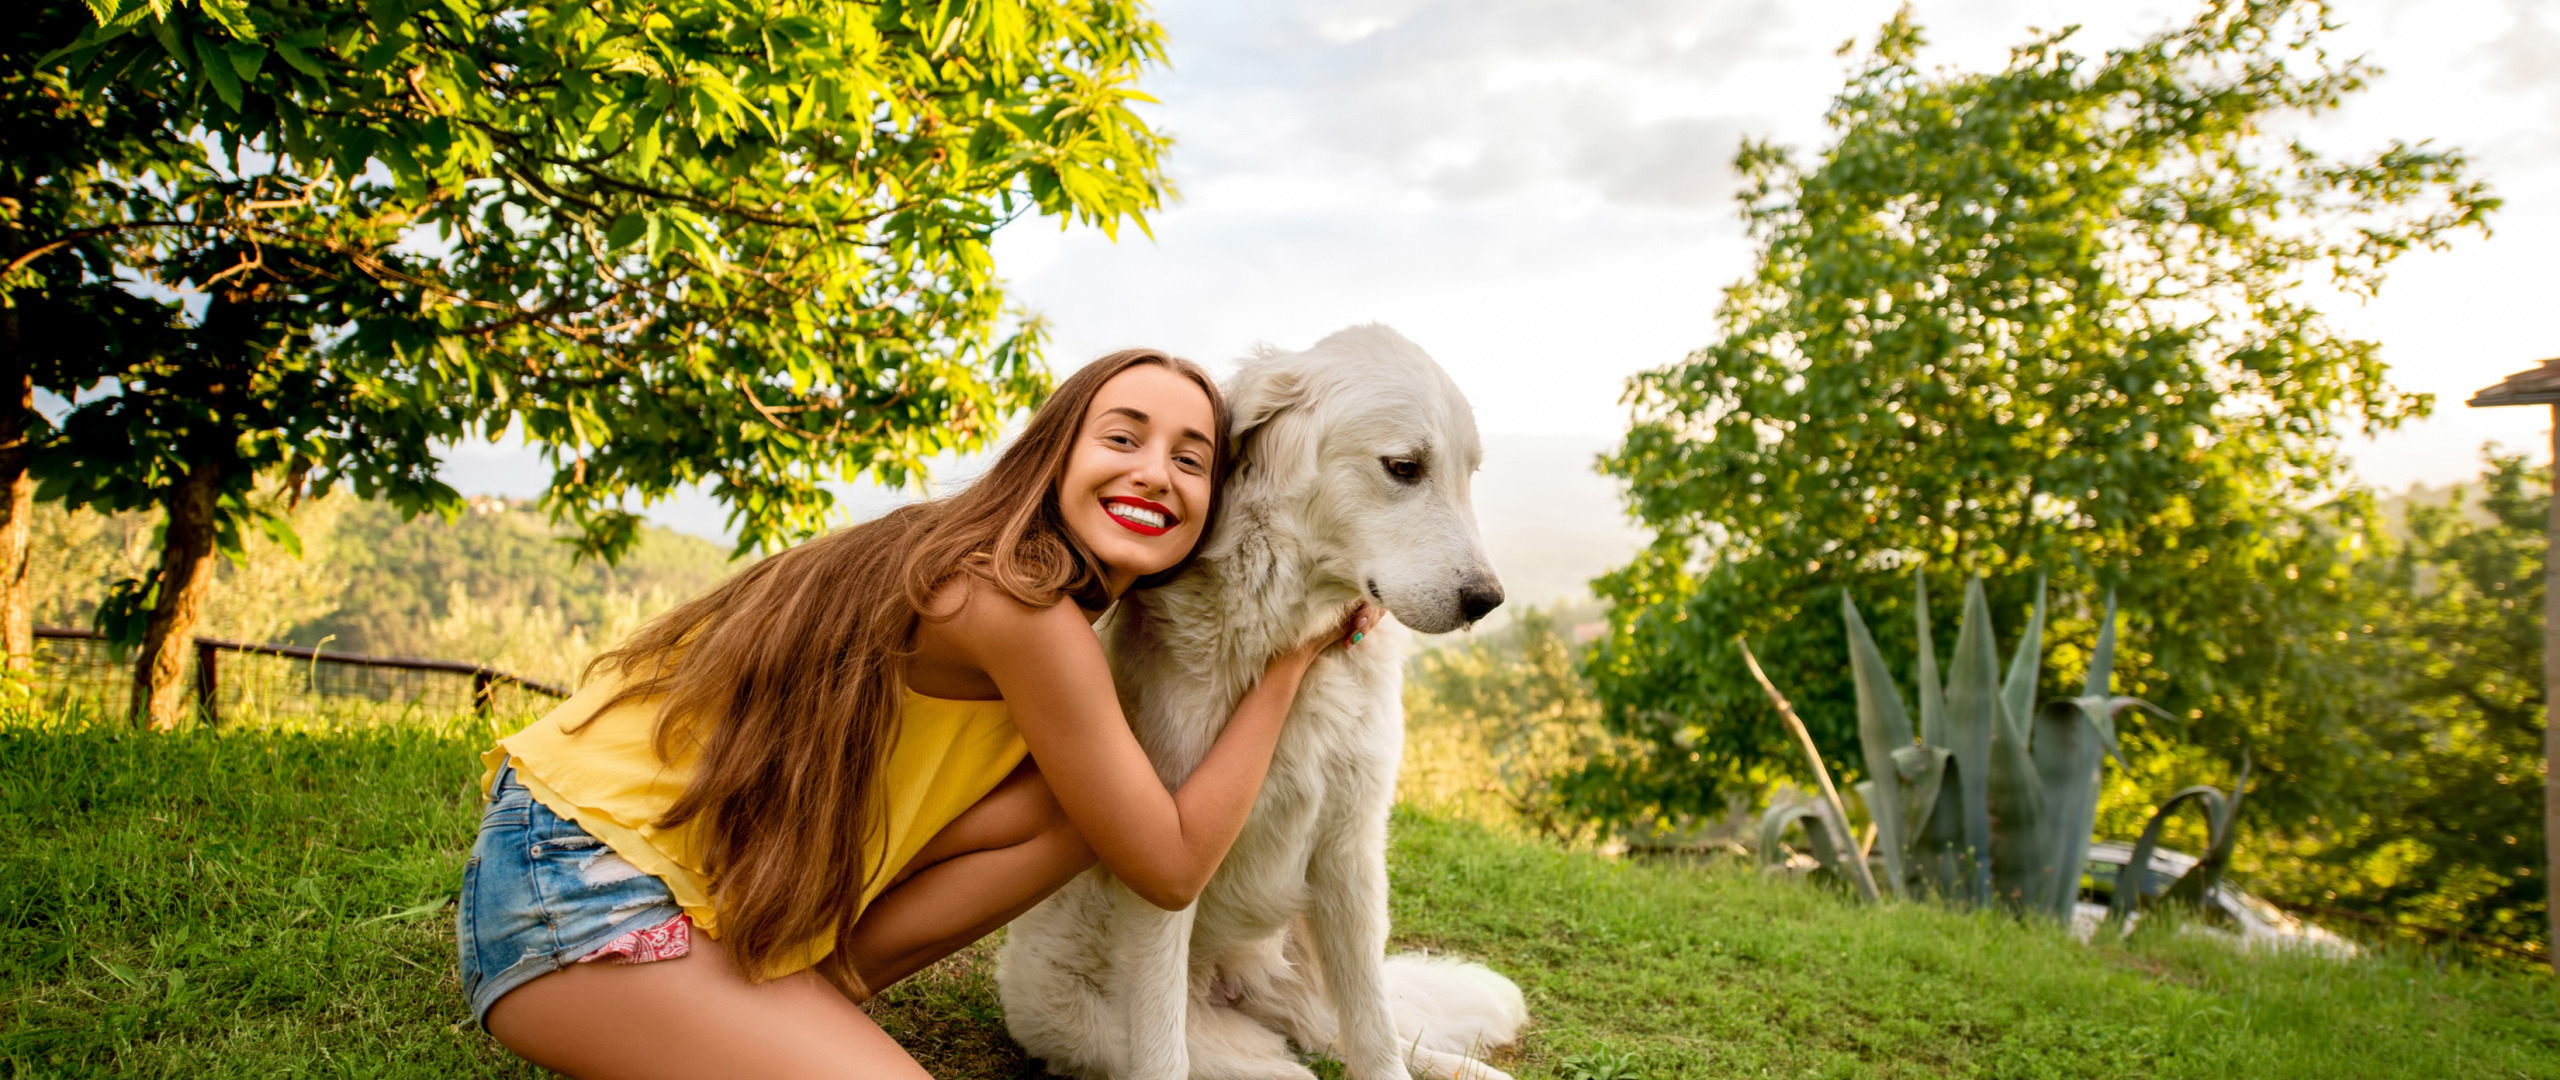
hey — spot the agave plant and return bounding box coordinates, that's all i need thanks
[1761,570,2249,921]
[2107,751,2253,925]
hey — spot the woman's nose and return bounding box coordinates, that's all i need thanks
[1127,447,1173,492]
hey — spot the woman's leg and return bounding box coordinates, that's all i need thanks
[847,759,1098,992]
[485,931,925,1080]
[483,760,1090,1076]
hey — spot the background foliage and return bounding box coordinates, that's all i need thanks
[45,0,1174,554]
[1580,1,2491,835]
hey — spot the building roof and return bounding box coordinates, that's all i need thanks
[2470,358,2560,407]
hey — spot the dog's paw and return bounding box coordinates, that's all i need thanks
[1400,1048,1516,1080]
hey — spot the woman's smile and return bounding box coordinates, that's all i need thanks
[1102,496,1177,535]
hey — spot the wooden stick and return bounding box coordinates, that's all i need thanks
[1740,636,1881,901]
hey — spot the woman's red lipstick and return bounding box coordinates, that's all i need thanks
[1101,496,1177,536]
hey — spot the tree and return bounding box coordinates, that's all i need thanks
[0,6,197,685]
[2238,452,2549,962]
[1582,2,2494,832]
[28,0,1173,726]
[36,197,467,724]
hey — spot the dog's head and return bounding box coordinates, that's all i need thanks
[1220,324,1503,634]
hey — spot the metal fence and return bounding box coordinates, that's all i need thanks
[32,626,571,724]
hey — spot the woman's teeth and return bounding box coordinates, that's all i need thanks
[1108,503,1167,529]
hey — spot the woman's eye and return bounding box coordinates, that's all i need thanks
[1383,458,1423,482]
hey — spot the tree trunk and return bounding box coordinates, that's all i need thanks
[0,309,32,681]
[131,462,222,730]
[2544,405,2558,975]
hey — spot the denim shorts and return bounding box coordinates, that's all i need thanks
[456,758,687,1027]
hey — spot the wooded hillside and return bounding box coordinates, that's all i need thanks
[26,495,741,688]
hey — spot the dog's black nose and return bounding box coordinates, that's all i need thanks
[1457,576,1505,623]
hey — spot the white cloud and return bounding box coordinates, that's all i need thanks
[992,0,2560,498]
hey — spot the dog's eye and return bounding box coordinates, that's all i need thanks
[1381,457,1423,483]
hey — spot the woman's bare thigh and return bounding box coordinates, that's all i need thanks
[484,932,925,1080]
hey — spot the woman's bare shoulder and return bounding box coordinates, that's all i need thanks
[913,575,1096,682]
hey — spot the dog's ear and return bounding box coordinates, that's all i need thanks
[1224,361,1317,487]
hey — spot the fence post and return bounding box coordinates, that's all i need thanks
[195,640,219,726]
[472,670,494,718]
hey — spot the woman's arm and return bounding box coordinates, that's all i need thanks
[942,590,1364,910]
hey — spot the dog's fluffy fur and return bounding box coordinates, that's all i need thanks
[996,326,1526,1080]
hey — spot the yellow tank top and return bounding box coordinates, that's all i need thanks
[480,674,1026,979]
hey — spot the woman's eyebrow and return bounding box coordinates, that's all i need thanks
[1100,406,1208,447]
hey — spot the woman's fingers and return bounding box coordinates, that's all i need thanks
[1341,602,1375,648]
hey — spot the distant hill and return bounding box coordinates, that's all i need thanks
[28,496,743,688]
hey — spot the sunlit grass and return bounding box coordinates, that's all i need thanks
[4,708,2555,1078]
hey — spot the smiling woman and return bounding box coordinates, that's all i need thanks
[451,349,1375,1078]
[1058,366,1221,585]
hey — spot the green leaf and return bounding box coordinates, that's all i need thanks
[273,37,326,77]
[634,122,663,175]
[605,212,648,250]
[258,515,304,560]
[192,33,244,110]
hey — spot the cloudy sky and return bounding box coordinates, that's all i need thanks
[449,0,2560,601]
[989,0,2560,487]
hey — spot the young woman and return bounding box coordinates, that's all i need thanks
[457,349,1369,1078]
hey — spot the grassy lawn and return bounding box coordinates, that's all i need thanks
[3,717,2556,1078]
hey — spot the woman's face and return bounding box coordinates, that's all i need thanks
[1059,363,1218,595]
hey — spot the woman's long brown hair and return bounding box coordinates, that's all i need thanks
[581,349,1230,984]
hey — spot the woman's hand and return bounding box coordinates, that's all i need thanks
[1276,602,1375,670]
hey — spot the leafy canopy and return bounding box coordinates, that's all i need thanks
[1580,0,2494,827]
[45,0,1174,557]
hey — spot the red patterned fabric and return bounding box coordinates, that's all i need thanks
[579,913,692,965]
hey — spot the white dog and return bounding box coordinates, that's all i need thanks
[995,326,1529,1080]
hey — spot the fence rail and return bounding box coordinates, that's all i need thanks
[33,626,571,724]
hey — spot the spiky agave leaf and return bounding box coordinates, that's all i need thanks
[1758,796,1868,898]
[1843,592,1914,898]
[2163,751,2253,910]
[1944,578,2003,904]
[2109,784,2230,924]
[1915,569,1948,751]
[1896,742,1965,899]
[1986,700,2050,910]
[1907,570,1970,899]
[1989,576,2053,912]
[2030,700,2107,919]
[2031,589,2119,919]
[2001,574,2047,733]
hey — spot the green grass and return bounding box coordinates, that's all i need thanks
[3,716,2556,1078]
